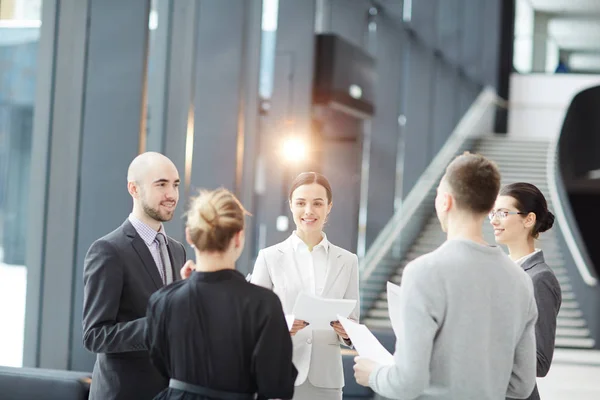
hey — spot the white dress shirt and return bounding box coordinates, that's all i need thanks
[290,231,329,296]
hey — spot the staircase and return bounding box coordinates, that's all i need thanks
[364,135,595,349]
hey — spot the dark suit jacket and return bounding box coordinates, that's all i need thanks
[82,219,186,400]
[516,250,562,400]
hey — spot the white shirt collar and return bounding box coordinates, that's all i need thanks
[514,249,541,266]
[290,231,330,253]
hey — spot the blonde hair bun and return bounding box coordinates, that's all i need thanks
[186,188,249,252]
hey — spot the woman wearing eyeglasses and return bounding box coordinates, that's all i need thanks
[489,182,562,400]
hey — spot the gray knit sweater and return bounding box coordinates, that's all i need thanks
[369,239,538,400]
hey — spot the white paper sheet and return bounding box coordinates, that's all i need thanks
[386,281,402,326]
[337,315,394,365]
[292,291,356,330]
[285,315,295,331]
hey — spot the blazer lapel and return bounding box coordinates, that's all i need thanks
[322,245,346,297]
[123,220,163,290]
[277,237,304,293]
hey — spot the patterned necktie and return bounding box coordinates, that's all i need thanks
[156,233,174,285]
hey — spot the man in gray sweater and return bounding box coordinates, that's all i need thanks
[354,153,538,400]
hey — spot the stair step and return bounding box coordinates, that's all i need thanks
[562,292,576,300]
[557,318,587,328]
[368,309,390,318]
[558,309,583,318]
[561,300,580,310]
[556,327,591,337]
[364,318,393,329]
[555,337,596,349]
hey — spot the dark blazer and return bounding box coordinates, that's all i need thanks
[82,219,186,400]
[521,250,562,400]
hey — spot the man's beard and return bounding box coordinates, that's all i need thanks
[142,201,174,222]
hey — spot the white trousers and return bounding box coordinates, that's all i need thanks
[292,380,342,400]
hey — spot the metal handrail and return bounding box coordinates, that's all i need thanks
[546,136,598,286]
[360,87,500,281]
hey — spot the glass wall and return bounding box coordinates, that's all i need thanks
[0,0,42,367]
[513,0,533,73]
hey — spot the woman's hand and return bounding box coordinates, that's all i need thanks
[330,320,349,340]
[290,320,309,336]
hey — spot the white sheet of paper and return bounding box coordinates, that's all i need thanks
[387,281,401,316]
[387,281,402,334]
[285,315,295,331]
[292,292,356,330]
[337,315,394,365]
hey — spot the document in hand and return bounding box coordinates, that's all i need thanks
[285,315,295,331]
[387,281,402,330]
[292,292,356,330]
[337,316,394,365]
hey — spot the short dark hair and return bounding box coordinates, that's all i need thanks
[500,182,555,239]
[444,152,501,214]
[288,172,333,204]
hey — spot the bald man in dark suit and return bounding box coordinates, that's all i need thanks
[83,152,189,400]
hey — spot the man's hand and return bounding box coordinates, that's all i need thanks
[353,356,378,387]
[180,260,195,280]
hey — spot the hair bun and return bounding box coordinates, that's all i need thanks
[540,211,555,233]
[186,188,249,252]
[199,205,219,230]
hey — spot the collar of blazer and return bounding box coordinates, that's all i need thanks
[122,219,164,289]
[275,235,348,297]
[520,249,546,272]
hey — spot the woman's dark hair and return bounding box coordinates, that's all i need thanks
[499,182,555,239]
[288,172,333,204]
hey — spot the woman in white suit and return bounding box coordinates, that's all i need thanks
[251,171,360,400]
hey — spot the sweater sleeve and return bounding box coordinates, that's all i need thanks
[369,259,443,400]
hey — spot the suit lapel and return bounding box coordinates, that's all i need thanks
[123,220,163,290]
[277,237,304,292]
[132,237,163,290]
[322,245,346,297]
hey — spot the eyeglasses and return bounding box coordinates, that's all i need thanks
[488,210,527,221]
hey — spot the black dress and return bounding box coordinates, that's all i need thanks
[146,269,297,400]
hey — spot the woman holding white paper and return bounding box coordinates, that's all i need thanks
[251,172,360,400]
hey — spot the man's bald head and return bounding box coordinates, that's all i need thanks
[127,152,180,224]
[127,152,175,183]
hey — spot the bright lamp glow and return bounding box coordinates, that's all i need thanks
[281,137,307,163]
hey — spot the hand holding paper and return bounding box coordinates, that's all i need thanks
[337,315,394,365]
[285,315,295,331]
[292,292,356,330]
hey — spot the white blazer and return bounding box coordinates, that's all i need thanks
[251,235,360,389]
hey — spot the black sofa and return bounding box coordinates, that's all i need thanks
[0,366,91,400]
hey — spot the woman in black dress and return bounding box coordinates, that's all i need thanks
[146,188,297,400]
